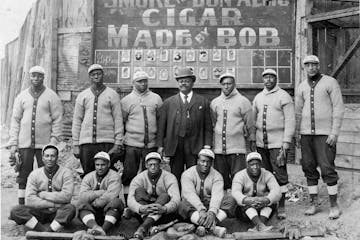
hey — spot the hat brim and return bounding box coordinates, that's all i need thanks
[176,75,196,81]
[145,157,161,162]
[94,157,110,162]
[89,68,104,74]
[247,158,262,163]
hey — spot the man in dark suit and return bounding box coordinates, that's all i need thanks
[157,67,213,182]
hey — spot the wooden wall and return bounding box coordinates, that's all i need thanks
[0,0,94,129]
[0,0,59,127]
[336,104,360,172]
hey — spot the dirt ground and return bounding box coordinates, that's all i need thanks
[1,139,360,239]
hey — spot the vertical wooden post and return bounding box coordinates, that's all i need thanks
[294,0,313,163]
[50,0,59,91]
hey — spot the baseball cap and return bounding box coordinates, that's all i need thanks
[246,152,262,162]
[94,151,110,162]
[42,144,59,155]
[219,72,235,83]
[303,55,320,65]
[29,66,45,75]
[198,149,215,160]
[145,152,162,162]
[133,70,149,82]
[262,69,277,77]
[88,64,104,74]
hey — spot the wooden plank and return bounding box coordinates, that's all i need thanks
[232,227,324,239]
[50,0,59,91]
[58,0,93,28]
[294,0,313,164]
[331,34,360,78]
[306,7,359,23]
[337,143,360,156]
[338,131,360,144]
[340,119,360,131]
[26,231,124,240]
[58,27,92,34]
[336,154,360,170]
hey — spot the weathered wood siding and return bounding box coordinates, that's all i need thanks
[0,0,59,127]
[336,104,360,171]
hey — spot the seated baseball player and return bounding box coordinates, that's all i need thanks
[9,144,76,232]
[127,152,180,240]
[178,149,236,238]
[78,151,124,235]
[232,152,281,232]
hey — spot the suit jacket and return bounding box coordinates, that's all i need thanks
[157,93,213,156]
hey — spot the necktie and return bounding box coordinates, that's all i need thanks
[184,94,189,105]
[184,95,190,118]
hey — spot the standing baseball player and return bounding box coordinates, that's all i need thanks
[8,66,63,205]
[295,55,345,219]
[253,69,295,219]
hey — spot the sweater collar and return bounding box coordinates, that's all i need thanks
[29,86,46,99]
[44,164,60,179]
[148,169,162,183]
[196,166,211,180]
[91,85,106,97]
[262,85,280,95]
[132,88,149,96]
[220,88,239,99]
[96,168,110,182]
[307,73,323,87]
[246,168,262,183]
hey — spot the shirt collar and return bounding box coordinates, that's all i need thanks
[133,88,149,96]
[262,85,280,95]
[180,91,193,103]
[220,88,239,99]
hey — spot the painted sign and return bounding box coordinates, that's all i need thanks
[94,0,294,86]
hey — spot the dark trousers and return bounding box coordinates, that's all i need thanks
[300,135,338,186]
[178,194,237,220]
[17,148,43,186]
[134,187,177,223]
[214,154,246,190]
[121,146,157,186]
[79,143,115,176]
[9,204,76,226]
[257,148,288,186]
[78,198,124,225]
[170,137,197,182]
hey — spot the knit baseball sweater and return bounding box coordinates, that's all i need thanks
[25,166,74,208]
[120,89,163,148]
[72,87,124,146]
[232,168,281,206]
[79,169,122,207]
[8,87,63,148]
[128,170,180,214]
[181,166,224,214]
[253,86,295,148]
[295,74,344,136]
[210,88,255,154]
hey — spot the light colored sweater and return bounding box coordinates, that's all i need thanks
[120,89,163,148]
[8,87,63,148]
[25,166,74,209]
[181,166,224,214]
[295,75,344,136]
[128,170,180,214]
[79,169,122,207]
[72,87,124,146]
[253,86,295,148]
[210,88,255,154]
[232,168,281,206]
